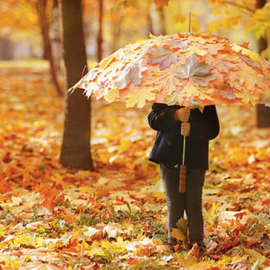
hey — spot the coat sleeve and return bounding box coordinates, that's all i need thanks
[189,105,220,141]
[148,103,180,131]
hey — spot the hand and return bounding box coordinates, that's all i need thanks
[175,108,190,122]
[181,122,190,136]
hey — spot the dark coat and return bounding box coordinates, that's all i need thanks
[148,103,220,170]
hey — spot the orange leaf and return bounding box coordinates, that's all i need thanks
[40,197,56,213]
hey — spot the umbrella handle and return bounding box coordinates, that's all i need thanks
[179,136,186,193]
[182,135,186,165]
[179,164,186,193]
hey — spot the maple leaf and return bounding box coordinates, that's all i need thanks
[203,43,224,55]
[231,43,259,62]
[244,66,265,89]
[175,252,197,267]
[125,86,157,108]
[147,47,178,69]
[259,90,270,107]
[239,55,261,69]
[104,89,120,103]
[170,218,189,250]
[177,55,218,86]
[168,39,190,50]
[215,81,236,100]
[144,70,180,95]
[115,61,146,89]
[39,197,55,213]
[84,68,99,81]
[180,85,214,102]
[185,45,208,57]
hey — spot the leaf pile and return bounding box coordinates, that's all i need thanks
[1,66,270,269]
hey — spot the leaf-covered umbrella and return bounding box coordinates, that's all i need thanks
[72,31,270,192]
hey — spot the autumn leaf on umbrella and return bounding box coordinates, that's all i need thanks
[177,55,218,86]
[125,85,157,108]
[115,60,146,89]
[146,47,178,69]
[185,45,208,57]
[260,91,270,107]
[239,66,266,91]
[166,39,190,50]
[144,70,181,94]
[167,85,214,107]
[215,81,236,100]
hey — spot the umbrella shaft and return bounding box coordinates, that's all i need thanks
[182,135,186,165]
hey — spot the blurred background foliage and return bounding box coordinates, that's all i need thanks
[1,0,269,63]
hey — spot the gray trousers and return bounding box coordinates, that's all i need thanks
[160,163,205,239]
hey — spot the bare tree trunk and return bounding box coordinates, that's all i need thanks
[60,0,93,170]
[256,0,270,128]
[37,0,63,97]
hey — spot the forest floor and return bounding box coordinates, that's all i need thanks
[1,65,270,269]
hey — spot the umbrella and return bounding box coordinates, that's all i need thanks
[71,30,270,192]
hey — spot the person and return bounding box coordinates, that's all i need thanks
[148,103,220,252]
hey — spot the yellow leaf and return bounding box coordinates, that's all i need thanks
[175,253,197,267]
[182,85,214,100]
[80,186,95,195]
[14,235,44,248]
[243,247,267,263]
[152,192,166,201]
[211,202,219,214]
[170,228,189,250]
[145,70,180,96]
[239,66,265,91]
[125,86,156,108]
[100,55,115,69]
[185,46,208,57]
[104,89,120,103]
[231,44,259,62]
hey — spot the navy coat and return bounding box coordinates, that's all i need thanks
[148,103,220,170]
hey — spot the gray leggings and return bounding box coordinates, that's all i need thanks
[160,163,205,239]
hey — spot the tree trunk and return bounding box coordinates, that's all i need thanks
[59,0,93,170]
[50,0,62,74]
[256,0,270,128]
[148,3,166,35]
[0,37,14,60]
[97,0,103,62]
[37,0,63,97]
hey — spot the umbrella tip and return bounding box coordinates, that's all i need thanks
[188,11,191,33]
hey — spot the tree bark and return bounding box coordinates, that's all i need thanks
[148,3,166,35]
[256,0,270,128]
[37,0,63,97]
[97,0,103,61]
[60,0,93,170]
[50,0,62,74]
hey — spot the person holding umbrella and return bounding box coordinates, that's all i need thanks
[71,29,270,251]
[148,103,220,252]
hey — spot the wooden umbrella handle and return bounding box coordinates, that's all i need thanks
[179,164,186,193]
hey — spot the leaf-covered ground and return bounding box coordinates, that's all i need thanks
[1,66,270,269]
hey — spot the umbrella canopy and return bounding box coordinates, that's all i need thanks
[72,31,270,109]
